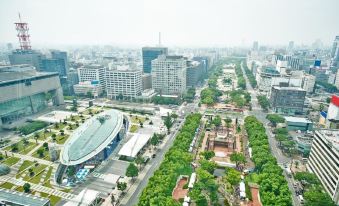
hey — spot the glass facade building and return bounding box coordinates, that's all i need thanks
[142,47,168,73]
[0,93,46,124]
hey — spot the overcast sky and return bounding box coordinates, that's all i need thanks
[0,0,338,47]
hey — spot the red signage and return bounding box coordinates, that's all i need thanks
[331,95,339,107]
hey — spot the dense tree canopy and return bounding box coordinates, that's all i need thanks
[244,116,292,206]
[243,63,257,88]
[138,113,201,206]
[257,95,270,111]
[266,114,285,127]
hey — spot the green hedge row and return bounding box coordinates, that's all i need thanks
[138,113,202,206]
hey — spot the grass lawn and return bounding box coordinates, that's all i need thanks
[61,188,72,193]
[42,167,53,188]
[29,170,45,184]
[32,146,51,160]
[68,115,81,122]
[55,134,69,144]
[22,163,48,181]
[17,160,34,173]
[0,182,16,189]
[129,124,139,133]
[130,116,146,124]
[36,130,54,141]
[40,193,61,206]
[2,156,20,166]
[52,123,66,130]
[4,140,38,155]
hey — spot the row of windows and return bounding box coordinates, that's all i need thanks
[309,143,338,187]
[308,156,335,195]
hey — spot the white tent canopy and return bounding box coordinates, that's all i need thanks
[118,133,151,158]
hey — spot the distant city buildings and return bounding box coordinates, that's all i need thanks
[151,55,187,95]
[287,41,294,51]
[307,130,339,205]
[252,41,259,51]
[105,65,142,100]
[142,47,168,73]
[331,35,339,67]
[0,65,64,128]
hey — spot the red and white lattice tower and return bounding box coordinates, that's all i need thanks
[15,13,31,50]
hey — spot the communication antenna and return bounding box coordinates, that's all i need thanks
[15,13,32,50]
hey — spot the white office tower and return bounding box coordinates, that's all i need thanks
[105,65,142,100]
[151,55,187,95]
[307,130,339,205]
[302,74,316,93]
[77,65,106,90]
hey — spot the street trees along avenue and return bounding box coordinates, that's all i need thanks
[244,116,292,206]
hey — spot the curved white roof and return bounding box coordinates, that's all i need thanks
[60,109,124,166]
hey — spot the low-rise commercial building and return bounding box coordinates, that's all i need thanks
[307,130,339,205]
[270,86,306,115]
[0,65,64,128]
[73,81,102,97]
[284,116,313,131]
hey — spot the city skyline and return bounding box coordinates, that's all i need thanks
[0,0,338,47]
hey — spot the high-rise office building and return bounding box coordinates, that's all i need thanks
[186,61,203,88]
[51,50,69,74]
[331,36,339,67]
[302,74,316,93]
[77,65,106,90]
[0,65,64,128]
[105,65,142,100]
[142,47,168,73]
[41,58,67,76]
[307,130,339,205]
[151,55,187,95]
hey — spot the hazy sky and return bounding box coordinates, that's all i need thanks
[0,0,338,47]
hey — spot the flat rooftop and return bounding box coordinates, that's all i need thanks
[284,116,312,124]
[318,130,339,152]
[0,188,50,206]
[272,86,305,91]
[60,109,124,165]
[0,64,58,85]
